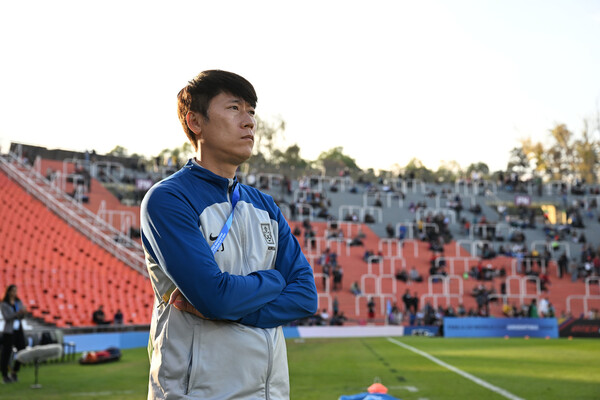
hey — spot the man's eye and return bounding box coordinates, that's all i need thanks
[249,110,256,116]
[230,105,239,110]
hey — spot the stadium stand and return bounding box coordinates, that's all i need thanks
[2,143,600,332]
[0,155,152,328]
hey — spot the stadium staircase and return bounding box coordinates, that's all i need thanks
[0,155,152,327]
[0,153,145,275]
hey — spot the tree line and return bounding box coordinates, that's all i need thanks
[108,110,600,184]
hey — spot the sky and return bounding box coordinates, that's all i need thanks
[1,0,599,173]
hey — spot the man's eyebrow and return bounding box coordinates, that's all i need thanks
[228,98,254,108]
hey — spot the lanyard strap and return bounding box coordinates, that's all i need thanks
[160,183,240,305]
[210,183,240,254]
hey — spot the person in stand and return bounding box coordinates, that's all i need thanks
[140,70,317,399]
[113,309,124,325]
[367,297,376,321]
[1,285,27,383]
[92,305,111,325]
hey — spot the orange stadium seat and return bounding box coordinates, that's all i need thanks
[0,169,153,327]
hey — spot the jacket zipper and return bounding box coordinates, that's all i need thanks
[262,329,273,400]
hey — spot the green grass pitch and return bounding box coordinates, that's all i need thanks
[1,337,598,399]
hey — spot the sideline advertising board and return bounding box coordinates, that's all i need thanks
[443,317,558,338]
[559,318,600,338]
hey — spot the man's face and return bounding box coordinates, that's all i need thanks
[197,92,256,167]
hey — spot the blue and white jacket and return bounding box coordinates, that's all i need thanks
[140,159,317,400]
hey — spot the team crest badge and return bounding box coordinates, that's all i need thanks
[260,223,275,248]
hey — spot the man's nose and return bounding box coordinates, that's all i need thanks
[242,113,255,130]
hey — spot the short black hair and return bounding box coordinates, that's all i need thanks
[177,70,257,151]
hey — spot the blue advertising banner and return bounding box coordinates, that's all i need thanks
[443,317,558,338]
[404,325,439,337]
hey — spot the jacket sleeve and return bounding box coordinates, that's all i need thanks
[1,303,18,323]
[140,185,285,321]
[239,207,318,328]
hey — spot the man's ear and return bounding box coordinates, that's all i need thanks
[186,111,202,136]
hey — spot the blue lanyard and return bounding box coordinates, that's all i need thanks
[210,183,240,254]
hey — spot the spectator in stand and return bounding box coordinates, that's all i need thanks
[557,252,568,279]
[473,284,489,316]
[330,311,348,326]
[538,297,550,317]
[350,281,362,296]
[367,297,376,321]
[332,265,343,291]
[388,303,403,325]
[319,308,330,325]
[410,292,420,316]
[401,289,412,313]
[113,309,124,325]
[593,254,600,276]
[92,305,111,325]
[539,272,551,292]
[321,262,330,292]
[1,284,27,383]
[332,296,339,317]
[395,267,408,282]
[502,302,514,317]
[569,261,579,282]
[385,223,395,238]
[398,224,407,240]
[292,225,302,237]
[528,298,539,318]
[408,266,423,283]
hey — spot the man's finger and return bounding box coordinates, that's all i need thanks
[168,287,182,304]
[168,288,207,319]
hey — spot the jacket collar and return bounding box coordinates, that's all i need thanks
[184,158,237,189]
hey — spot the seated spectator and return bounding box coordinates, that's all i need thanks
[330,311,347,326]
[292,225,302,236]
[482,265,495,281]
[388,303,403,325]
[350,281,362,296]
[348,236,364,247]
[326,226,343,240]
[502,303,514,317]
[92,305,111,325]
[113,309,124,325]
[344,212,359,222]
[508,229,526,243]
[395,268,408,282]
[480,242,496,259]
[319,309,330,325]
[408,266,423,283]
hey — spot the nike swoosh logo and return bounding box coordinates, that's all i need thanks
[209,234,218,241]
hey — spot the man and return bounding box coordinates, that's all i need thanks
[92,305,110,325]
[140,70,317,399]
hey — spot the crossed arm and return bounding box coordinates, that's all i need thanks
[141,186,317,328]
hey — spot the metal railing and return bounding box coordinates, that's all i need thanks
[0,153,147,277]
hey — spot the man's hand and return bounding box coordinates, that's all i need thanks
[168,288,207,319]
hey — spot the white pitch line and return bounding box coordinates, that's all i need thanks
[387,337,525,400]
